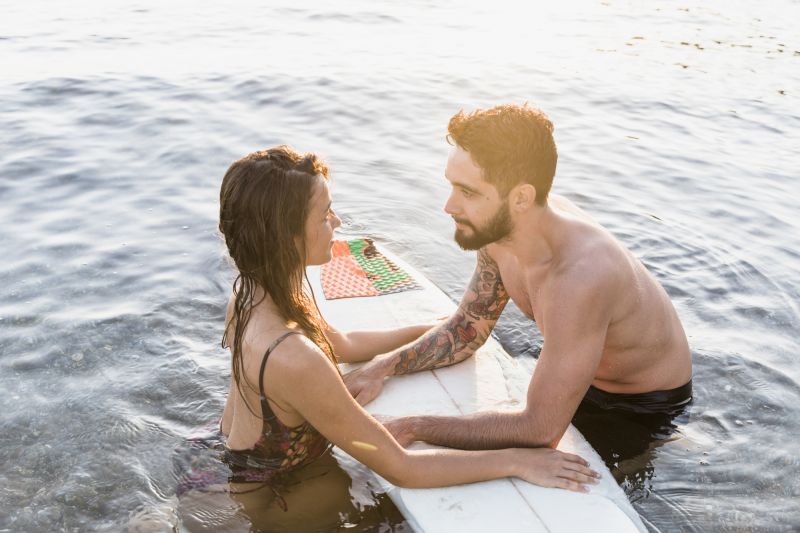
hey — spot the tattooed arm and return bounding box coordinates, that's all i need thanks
[345,247,509,405]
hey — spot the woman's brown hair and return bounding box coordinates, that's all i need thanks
[218,145,336,414]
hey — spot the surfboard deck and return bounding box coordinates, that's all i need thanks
[307,243,646,533]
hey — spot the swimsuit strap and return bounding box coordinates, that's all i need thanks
[257,331,303,421]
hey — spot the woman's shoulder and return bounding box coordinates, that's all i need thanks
[263,331,330,373]
[238,328,328,393]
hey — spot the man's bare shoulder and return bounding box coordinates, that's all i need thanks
[552,252,617,297]
[548,225,627,303]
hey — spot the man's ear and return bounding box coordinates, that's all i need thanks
[509,183,537,211]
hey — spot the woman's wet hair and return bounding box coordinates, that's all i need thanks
[218,145,336,411]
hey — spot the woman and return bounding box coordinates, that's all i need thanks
[177,146,598,531]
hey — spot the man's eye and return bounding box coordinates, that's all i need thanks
[461,189,473,198]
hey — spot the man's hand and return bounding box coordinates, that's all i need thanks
[344,356,393,406]
[382,416,416,447]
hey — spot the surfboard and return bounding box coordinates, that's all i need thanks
[307,240,646,533]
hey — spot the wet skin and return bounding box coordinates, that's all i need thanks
[345,145,692,450]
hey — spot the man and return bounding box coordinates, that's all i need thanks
[345,104,692,465]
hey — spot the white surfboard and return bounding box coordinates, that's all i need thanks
[307,243,646,533]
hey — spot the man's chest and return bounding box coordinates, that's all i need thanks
[496,260,542,323]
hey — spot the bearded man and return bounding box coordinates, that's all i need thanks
[345,104,693,467]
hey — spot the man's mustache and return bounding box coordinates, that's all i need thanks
[452,217,474,229]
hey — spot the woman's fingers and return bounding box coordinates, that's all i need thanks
[559,455,600,484]
[554,478,588,493]
[561,460,600,478]
[555,452,599,478]
[544,451,601,492]
[559,470,599,485]
[518,448,602,493]
[561,452,590,466]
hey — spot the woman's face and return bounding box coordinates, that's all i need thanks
[302,176,341,266]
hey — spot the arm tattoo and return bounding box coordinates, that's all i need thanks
[466,248,508,321]
[393,248,509,375]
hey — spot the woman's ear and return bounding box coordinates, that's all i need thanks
[510,183,537,212]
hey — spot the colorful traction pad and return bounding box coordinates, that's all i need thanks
[320,238,422,300]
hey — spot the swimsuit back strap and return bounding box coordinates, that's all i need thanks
[257,331,303,419]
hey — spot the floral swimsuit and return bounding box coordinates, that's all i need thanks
[174,332,330,507]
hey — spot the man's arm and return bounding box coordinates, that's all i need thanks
[345,247,509,405]
[385,272,612,449]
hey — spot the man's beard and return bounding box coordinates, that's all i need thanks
[453,200,513,251]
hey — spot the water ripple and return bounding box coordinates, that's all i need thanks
[2,0,799,531]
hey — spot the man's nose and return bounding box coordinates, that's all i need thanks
[443,191,459,215]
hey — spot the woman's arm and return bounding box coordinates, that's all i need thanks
[326,323,435,363]
[265,336,598,490]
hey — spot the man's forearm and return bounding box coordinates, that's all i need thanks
[389,311,487,375]
[389,247,509,376]
[404,411,556,450]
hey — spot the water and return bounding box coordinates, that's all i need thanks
[1,0,799,530]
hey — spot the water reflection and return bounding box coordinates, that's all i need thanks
[2,0,799,531]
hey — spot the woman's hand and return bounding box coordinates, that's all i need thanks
[514,448,600,493]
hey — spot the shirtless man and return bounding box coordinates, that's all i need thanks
[344,104,693,462]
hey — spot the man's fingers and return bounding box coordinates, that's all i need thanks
[343,373,361,389]
[354,390,370,406]
[355,384,381,406]
[343,374,358,391]
[345,382,362,398]
[383,419,413,447]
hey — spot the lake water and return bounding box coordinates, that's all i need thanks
[1,0,799,531]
